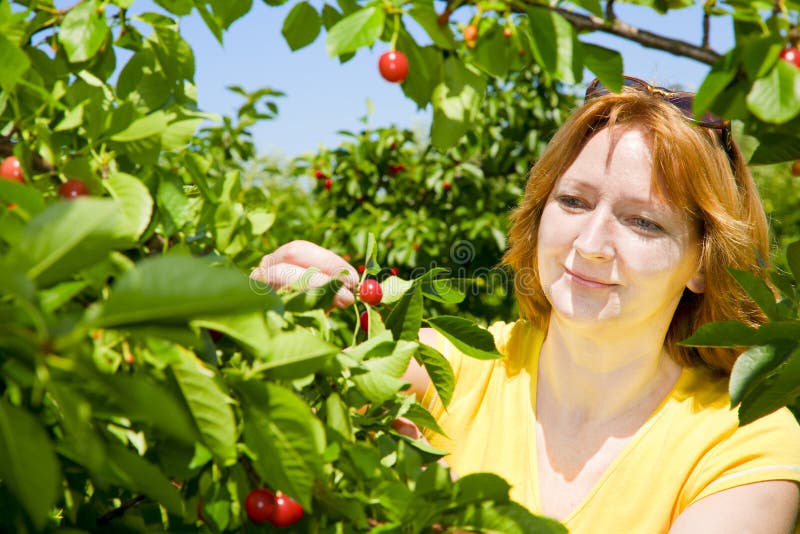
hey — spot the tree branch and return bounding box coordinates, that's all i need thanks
[511,1,721,65]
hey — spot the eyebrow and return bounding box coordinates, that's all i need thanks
[554,177,676,212]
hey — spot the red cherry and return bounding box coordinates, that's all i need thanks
[463,24,478,42]
[378,50,409,83]
[359,278,383,306]
[58,179,90,199]
[779,47,800,68]
[0,156,24,183]
[390,267,399,276]
[388,164,405,175]
[360,310,369,332]
[314,170,326,179]
[503,27,513,38]
[443,181,451,190]
[269,493,304,528]
[245,488,276,523]
[324,178,332,191]
[791,160,800,177]
[357,265,366,274]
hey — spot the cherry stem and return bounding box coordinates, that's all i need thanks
[390,14,400,50]
[96,495,147,526]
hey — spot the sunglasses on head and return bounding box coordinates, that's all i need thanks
[584,76,736,169]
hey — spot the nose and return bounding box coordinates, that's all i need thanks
[573,208,615,261]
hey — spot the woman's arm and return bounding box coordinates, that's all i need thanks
[669,480,799,534]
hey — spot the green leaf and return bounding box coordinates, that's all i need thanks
[110,111,169,142]
[0,177,45,215]
[39,280,88,313]
[89,255,274,328]
[741,35,784,80]
[104,172,154,240]
[693,49,739,120]
[154,0,194,16]
[453,473,511,505]
[431,59,486,148]
[524,7,579,84]
[425,316,502,360]
[326,6,385,57]
[325,392,354,442]
[737,344,800,425]
[746,61,800,124]
[284,279,343,312]
[106,441,184,515]
[581,43,623,93]
[238,381,325,510]
[401,401,445,436]
[471,20,514,78]
[749,133,800,164]
[786,241,800,283]
[191,311,274,355]
[452,500,568,534]
[162,118,204,150]
[0,399,60,530]
[380,275,414,304]
[282,1,321,51]
[421,278,466,304]
[417,343,454,408]
[58,0,110,63]
[398,38,442,109]
[0,34,30,90]
[729,343,792,405]
[679,320,758,347]
[172,348,238,463]
[386,283,424,341]
[352,340,417,404]
[408,3,455,50]
[728,268,778,321]
[254,329,340,379]
[10,198,125,286]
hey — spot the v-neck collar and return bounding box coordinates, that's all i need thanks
[528,342,688,524]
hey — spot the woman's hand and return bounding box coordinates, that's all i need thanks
[251,240,360,308]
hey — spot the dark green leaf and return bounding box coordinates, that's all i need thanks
[0,399,60,530]
[89,255,276,327]
[426,316,502,360]
[408,2,455,50]
[239,381,325,510]
[738,344,800,425]
[749,133,800,164]
[729,343,791,405]
[172,347,238,463]
[452,500,567,534]
[386,283,424,341]
[728,268,778,320]
[417,343,454,408]
[693,49,739,120]
[106,441,184,515]
[679,320,758,347]
[421,278,466,304]
[282,1,321,51]
[453,473,511,505]
[254,329,340,379]
[154,0,194,16]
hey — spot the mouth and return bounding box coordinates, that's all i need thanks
[564,268,616,288]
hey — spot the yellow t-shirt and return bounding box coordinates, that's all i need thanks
[421,320,800,533]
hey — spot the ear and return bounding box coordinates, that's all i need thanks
[686,268,705,294]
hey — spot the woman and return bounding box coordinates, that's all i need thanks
[253,77,800,532]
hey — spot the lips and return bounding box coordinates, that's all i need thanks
[565,268,616,288]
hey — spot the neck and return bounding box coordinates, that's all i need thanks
[538,314,682,426]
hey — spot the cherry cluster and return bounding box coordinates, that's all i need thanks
[244,488,304,528]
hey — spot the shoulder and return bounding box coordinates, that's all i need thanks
[671,365,800,508]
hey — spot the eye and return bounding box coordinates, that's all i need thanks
[629,216,664,234]
[556,195,588,210]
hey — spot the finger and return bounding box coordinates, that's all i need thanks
[254,263,356,307]
[260,240,359,289]
[391,417,423,440]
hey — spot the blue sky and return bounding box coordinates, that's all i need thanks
[130,1,734,158]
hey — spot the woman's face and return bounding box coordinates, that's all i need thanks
[536,126,704,330]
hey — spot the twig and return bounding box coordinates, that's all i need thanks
[702,11,710,49]
[96,495,147,526]
[606,0,616,22]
